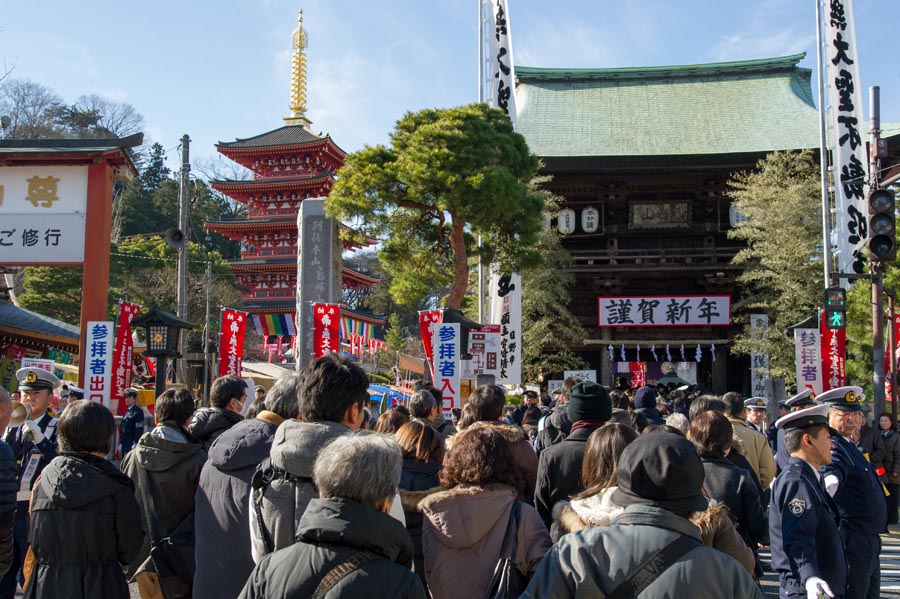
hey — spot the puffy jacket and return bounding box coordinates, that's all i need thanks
[120,423,207,581]
[29,453,143,599]
[419,484,550,599]
[0,441,16,577]
[238,497,425,599]
[520,504,762,598]
[188,407,244,452]
[193,413,281,599]
[249,419,350,561]
[728,417,776,490]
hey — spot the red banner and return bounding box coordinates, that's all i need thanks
[418,310,442,375]
[111,301,141,415]
[821,312,846,392]
[218,308,248,377]
[313,304,341,358]
[628,362,646,388]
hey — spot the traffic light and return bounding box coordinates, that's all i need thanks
[868,188,896,261]
[824,287,847,330]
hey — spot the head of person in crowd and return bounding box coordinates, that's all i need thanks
[688,410,734,459]
[880,412,896,433]
[785,388,816,412]
[57,399,115,456]
[210,375,247,413]
[263,373,302,421]
[573,423,639,500]
[392,403,411,418]
[467,384,506,422]
[549,388,563,408]
[124,388,138,408]
[396,419,445,465]
[629,410,648,433]
[567,381,612,425]
[313,432,402,514]
[539,394,553,411]
[0,385,11,431]
[523,390,539,407]
[779,404,833,468]
[558,376,582,405]
[254,385,266,401]
[457,403,476,430]
[409,389,438,421]
[608,389,630,412]
[155,388,196,427]
[818,386,864,439]
[17,366,60,420]
[643,423,687,437]
[777,400,789,417]
[502,405,517,424]
[450,406,462,428]
[523,406,542,428]
[611,432,708,516]
[375,409,409,434]
[439,426,523,496]
[688,394,726,422]
[743,397,768,427]
[297,353,369,428]
[721,391,745,420]
[665,412,690,435]
[245,396,267,420]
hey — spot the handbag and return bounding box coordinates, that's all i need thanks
[136,463,195,599]
[483,500,528,599]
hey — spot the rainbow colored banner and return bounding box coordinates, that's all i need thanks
[251,313,297,337]
[340,317,374,340]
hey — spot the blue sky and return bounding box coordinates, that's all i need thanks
[3,0,897,169]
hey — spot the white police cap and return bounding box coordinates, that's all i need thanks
[775,403,830,430]
[16,367,61,392]
[744,396,768,410]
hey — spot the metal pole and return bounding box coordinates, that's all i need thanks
[887,290,897,416]
[871,87,886,417]
[177,134,191,383]
[814,0,833,289]
[202,260,211,403]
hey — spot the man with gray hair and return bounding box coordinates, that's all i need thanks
[239,433,425,598]
[193,374,301,599]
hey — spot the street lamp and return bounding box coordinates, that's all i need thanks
[132,306,194,398]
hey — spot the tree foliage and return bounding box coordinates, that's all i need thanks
[727,150,824,386]
[327,103,545,308]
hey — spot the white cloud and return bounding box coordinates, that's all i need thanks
[708,26,814,63]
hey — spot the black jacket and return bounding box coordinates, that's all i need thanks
[0,441,16,577]
[5,411,58,504]
[881,428,900,484]
[29,453,143,599]
[398,458,441,586]
[238,497,426,599]
[188,407,244,452]
[700,457,769,547]
[120,423,207,580]
[194,414,279,599]
[534,405,571,456]
[534,425,599,527]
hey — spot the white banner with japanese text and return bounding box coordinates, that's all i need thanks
[823,0,869,275]
[484,0,517,125]
[86,321,114,408]
[750,314,770,398]
[598,295,731,327]
[490,271,522,384]
[793,328,823,396]
[431,323,460,416]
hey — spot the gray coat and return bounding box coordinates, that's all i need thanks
[249,419,351,562]
[520,504,763,599]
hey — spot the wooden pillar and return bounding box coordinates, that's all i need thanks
[711,345,727,394]
[78,161,113,385]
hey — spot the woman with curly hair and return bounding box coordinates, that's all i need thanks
[418,426,550,599]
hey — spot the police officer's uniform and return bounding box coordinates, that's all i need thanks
[744,396,768,433]
[819,386,887,599]
[769,404,847,599]
[118,389,144,456]
[0,368,59,599]
[775,389,817,472]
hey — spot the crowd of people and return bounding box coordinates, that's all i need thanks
[0,358,894,598]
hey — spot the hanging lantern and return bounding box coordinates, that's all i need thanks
[581,206,599,233]
[557,208,576,235]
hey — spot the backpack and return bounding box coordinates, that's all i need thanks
[250,457,316,555]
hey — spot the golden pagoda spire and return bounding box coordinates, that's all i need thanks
[284,8,312,127]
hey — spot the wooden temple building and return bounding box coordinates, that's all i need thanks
[205,11,383,355]
[515,54,900,393]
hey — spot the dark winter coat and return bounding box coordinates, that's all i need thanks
[120,423,207,581]
[0,441,17,578]
[880,428,900,484]
[193,412,281,599]
[534,405,571,456]
[119,404,145,454]
[29,453,143,599]
[700,456,769,547]
[188,407,244,452]
[860,423,886,470]
[238,497,426,599]
[534,425,600,527]
[398,458,441,586]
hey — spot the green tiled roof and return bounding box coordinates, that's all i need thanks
[515,54,821,157]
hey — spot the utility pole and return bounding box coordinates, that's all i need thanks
[202,260,212,404]
[177,134,191,384]
[887,289,897,416]
[870,87,886,417]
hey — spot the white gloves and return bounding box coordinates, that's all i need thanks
[823,474,840,497]
[805,576,834,599]
[22,420,44,444]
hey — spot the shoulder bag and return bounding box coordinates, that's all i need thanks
[312,549,383,599]
[483,500,528,599]
[604,534,701,599]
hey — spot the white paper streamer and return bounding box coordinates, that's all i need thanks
[666,344,672,362]
[711,344,716,362]
[651,344,658,362]
[636,344,641,360]
[608,345,614,362]
[620,344,626,362]
[695,344,702,362]
[680,344,685,361]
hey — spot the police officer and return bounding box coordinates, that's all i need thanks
[769,403,846,599]
[744,396,769,433]
[118,388,144,457]
[819,386,887,599]
[775,389,818,471]
[0,368,60,599]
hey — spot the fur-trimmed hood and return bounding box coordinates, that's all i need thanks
[419,483,516,549]
[468,420,526,444]
[553,486,623,535]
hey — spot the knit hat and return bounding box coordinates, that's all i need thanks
[567,381,612,423]
[632,386,657,410]
[612,432,708,512]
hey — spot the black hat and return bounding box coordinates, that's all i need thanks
[632,386,657,410]
[567,381,612,423]
[612,432,708,512]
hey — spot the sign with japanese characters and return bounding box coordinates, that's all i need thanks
[821,311,846,391]
[484,0,517,125]
[218,308,247,377]
[312,303,340,358]
[85,321,113,407]
[490,271,522,384]
[111,301,141,415]
[431,323,460,416]
[0,345,28,392]
[823,0,869,275]
[20,358,55,373]
[564,370,597,383]
[750,314,769,398]
[0,213,86,263]
[793,328,823,396]
[462,325,501,379]
[598,295,730,327]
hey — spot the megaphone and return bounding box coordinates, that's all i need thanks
[9,401,31,428]
[164,227,186,249]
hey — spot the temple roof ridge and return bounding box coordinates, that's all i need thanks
[216,124,345,152]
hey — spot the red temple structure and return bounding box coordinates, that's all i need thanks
[205,9,383,357]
